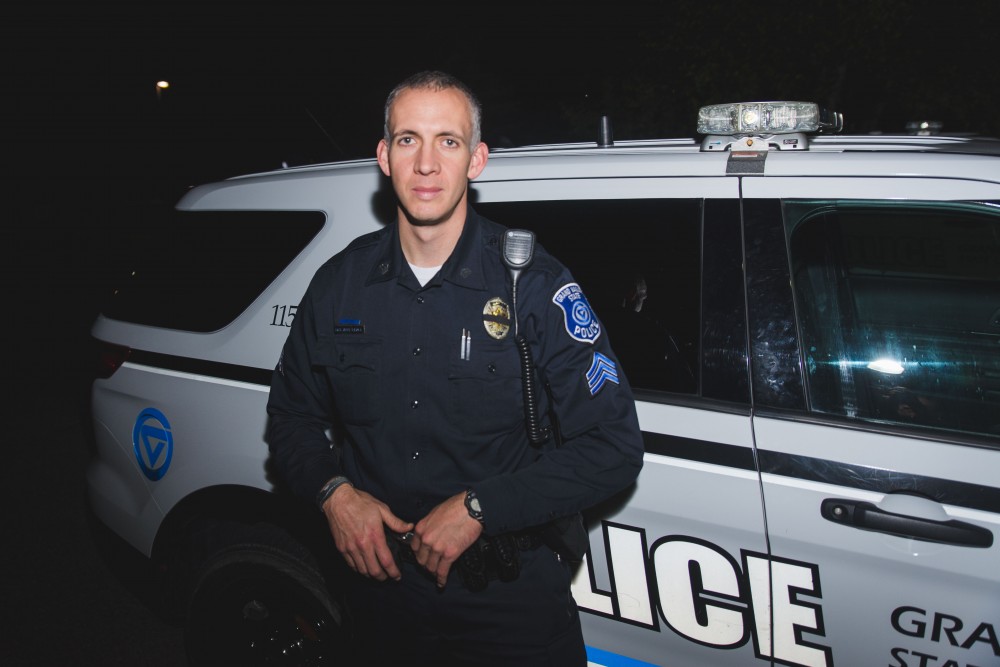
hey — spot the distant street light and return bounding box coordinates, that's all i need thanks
[156,80,170,101]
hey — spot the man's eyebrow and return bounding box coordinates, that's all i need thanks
[391,128,465,142]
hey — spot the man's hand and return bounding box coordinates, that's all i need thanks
[321,484,413,581]
[410,491,484,588]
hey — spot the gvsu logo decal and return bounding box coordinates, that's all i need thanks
[132,407,173,481]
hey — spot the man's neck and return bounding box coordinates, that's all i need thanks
[399,210,466,268]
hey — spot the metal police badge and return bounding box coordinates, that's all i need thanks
[553,282,601,344]
[483,297,511,340]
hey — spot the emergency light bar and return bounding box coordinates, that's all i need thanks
[697,101,843,136]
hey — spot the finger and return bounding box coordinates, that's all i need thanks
[362,534,398,582]
[375,541,402,581]
[352,552,369,577]
[352,540,381,579]
[416,545,433,569]
[343,553,358,573]
[424,552,445,584]
[365,541,399,581]
[385,515,415,535]
[361,552,388,582]
[435,556,454,588]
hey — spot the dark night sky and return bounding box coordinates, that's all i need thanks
[11,1,621,191]
[6,0,999,303]
[11,0,1000,196]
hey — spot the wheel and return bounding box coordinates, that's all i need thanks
[183,522,350,666]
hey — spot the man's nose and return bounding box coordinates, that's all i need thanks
[414,144,439,174]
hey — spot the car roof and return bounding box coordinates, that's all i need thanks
[183,131,1000,206]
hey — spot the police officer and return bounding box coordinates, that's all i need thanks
[266,70,644,666]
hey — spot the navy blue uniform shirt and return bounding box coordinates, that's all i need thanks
[266,207,643,534]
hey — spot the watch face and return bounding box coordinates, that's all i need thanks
[466,490,483,519]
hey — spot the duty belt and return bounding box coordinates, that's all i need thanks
[388,529,542,592]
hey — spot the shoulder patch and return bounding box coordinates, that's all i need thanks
[552,282,601,344]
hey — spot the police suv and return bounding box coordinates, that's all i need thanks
[88,102,1000,667]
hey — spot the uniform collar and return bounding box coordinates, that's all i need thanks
[365,206,489,291]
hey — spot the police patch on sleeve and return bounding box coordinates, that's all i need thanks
[586,352,620,395]
[552,283,601,344]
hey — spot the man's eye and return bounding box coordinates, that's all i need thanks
[399,137,414,145]
[443,138,458,147]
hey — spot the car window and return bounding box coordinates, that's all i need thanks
[101,209,324,332]
[787,200,1000,441]
[476,199,702,395]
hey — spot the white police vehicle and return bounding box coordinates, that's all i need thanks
[88,102,1000,666]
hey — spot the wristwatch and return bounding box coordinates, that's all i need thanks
[315,475,352,509]
[464,489,485,524]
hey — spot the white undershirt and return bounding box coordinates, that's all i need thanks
[409,263,442,287]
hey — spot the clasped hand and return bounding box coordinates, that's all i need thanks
[321,485,483,587]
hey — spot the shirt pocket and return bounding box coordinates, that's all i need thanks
[315,336,383,426]
[448,340,524,438]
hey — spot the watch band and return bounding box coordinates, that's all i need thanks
[316,475,352,509]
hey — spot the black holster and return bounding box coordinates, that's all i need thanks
[455,533,535,591]
[539,512,588,563]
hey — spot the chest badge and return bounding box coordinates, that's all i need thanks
[482,297,511,340]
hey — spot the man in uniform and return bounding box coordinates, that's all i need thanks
[266,70,644,666]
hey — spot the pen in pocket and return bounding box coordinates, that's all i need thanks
[461,328,471,360]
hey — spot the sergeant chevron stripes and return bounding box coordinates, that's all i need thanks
[586,352,620,395]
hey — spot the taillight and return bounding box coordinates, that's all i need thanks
[95,341,131,379]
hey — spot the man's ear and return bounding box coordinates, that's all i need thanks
[467,142,489,180]
[376,139,391,177]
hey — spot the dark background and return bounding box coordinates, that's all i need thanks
[11,0,1000,201]
[3,0,999,664]
[10,0,1000,323]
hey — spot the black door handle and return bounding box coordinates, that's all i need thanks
[821,498,993,548]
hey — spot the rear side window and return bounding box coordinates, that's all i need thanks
[477,199,701,395]
[101,209,324,332]
[787,201,1000,441]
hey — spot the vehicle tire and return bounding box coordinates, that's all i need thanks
[183,521,349,666]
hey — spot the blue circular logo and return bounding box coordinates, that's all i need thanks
[132,407,173,481]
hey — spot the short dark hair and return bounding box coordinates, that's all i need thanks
[383,70,482,149]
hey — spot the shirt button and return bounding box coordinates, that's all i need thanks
[411,400,419,409]
[412,452,420,460]
[487,363,497,373]
[412,347,421,356]
[416,296,425,304]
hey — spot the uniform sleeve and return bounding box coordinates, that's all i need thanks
[265,273,342,505]
[475,266,644,533]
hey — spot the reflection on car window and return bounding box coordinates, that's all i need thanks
[476,199,701,395]
[102,209,324,332]
[787,201,1000,440]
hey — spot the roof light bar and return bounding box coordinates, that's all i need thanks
[697,101,843,136]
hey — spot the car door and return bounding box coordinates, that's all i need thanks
[742,176,1000,667]
[476,171,774,667]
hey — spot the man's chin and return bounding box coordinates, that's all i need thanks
[402,205,452,227]
[407,216,445,227]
